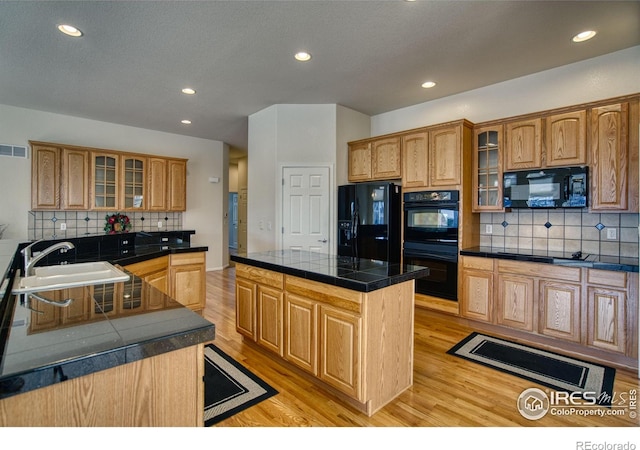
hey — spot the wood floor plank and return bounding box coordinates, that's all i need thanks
[204,267,639,428]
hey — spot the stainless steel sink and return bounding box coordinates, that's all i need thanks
[12,261,130,294]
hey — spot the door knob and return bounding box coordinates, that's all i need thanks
[317,239,327,243]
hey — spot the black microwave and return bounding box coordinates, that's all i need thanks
[503,166,588,209]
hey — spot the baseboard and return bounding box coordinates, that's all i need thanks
[414,293,459,315]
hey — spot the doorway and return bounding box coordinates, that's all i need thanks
[228,192,238,250]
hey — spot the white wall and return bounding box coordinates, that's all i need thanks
[247,104,369,253]
[229,163,239,192]
[371,46,640,135]
[0,104,227,271]
[247,105,279,252]
[336,105,370,186]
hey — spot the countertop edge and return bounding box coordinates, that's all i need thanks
[460,248,639,273]
[0,324,215,401]
[230,253,429,293]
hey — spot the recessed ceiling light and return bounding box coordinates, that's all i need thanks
[57,24,83,37]
[572,30,596,43]
[294,51,312,62]
[181,88,196,95]
[421,81,437,89]
[181,119,192,125]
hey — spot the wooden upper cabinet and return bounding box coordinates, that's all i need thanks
[348,142,372,182]
[545,110,587,167]
[61,148,90,210]
[120,156,146,210]
[91,151,120,210]
[30,141,188,212]
[147,157,167,210]
[590,102,629,211]
[429,124,461,186]
[31,143,60,210]
[371,137,401,180]
[167,159,187,211]
[504,118,542,171]
[401,131,428,188]
[473,125,503,211]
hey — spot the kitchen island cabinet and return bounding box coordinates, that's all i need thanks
[231,250,429,416]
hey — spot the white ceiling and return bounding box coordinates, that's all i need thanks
[1,1,639,154]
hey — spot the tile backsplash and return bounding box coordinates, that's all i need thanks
[29,211,183,240]
[480,210,639,258]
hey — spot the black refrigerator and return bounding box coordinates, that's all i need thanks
[337,182,401,262]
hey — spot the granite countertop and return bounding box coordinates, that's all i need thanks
[460,246,639,272]
[0,233,214,400]
[231,249,430,292]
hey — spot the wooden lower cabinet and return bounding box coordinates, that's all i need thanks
[460,256,493,322]
[125,252,206,314]
[170,253,206,314]
[257,285,284,356]
[587,287,626,354]
[284,293,317,375]
[539,280,581,342]
[496,273,534,332]
[459,258,637,368]
[586,269,630,355]
[235,263,414,416]
[319,304,361,399]
[124,255,171,312]
[236,278,257,339]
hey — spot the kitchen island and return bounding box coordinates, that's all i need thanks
[0,234,215,426]
[230,250,429,416]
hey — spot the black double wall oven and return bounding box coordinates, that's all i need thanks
[403,190,459,301]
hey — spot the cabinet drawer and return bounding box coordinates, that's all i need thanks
[236,263,284,290]
[587,269,626,288]
[170,252,205,266]
[125,255,169,277]
[497,260,581,282]
[285,275,362,314]
[462,256,494,271]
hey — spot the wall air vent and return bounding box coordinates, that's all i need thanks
[0,144,28,158]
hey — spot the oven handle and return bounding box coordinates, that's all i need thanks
[404,252,459,263]
[403,201,459,210]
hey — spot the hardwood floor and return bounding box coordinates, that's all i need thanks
[203,267,639,428]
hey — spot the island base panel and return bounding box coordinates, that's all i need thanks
[0,344,204,427]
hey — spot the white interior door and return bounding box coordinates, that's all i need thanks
[282,166,331,253]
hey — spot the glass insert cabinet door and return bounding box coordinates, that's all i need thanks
[474,126,503,211]
[92,152,119,209]
[122,156,146,209]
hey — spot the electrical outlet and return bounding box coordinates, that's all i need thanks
[60,223,66,230]
[606,228,617,240]
[485,224,493,234]
[157,221,163,229]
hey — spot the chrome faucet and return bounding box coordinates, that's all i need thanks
[21,240,75,276]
